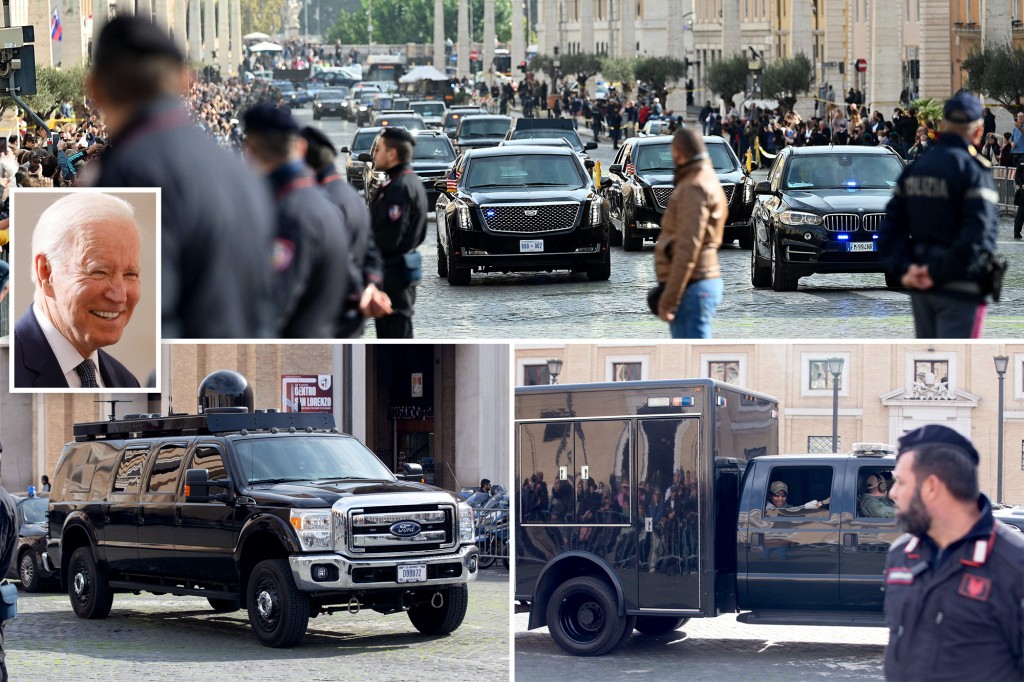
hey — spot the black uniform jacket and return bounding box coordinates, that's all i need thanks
[883,494,1024,681]
[317,163,383,289]
[269,161,356,338]
[370,163,428,289]
[93,98,276,338]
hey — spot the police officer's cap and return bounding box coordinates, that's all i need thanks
[379,126,416,146]
[243,103,299,135]
[897,424,980,465]
[95,16,185,67]
[300,126,335,153]
[943,92,984,123]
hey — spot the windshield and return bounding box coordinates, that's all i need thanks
[707,142,740,172]
[319,90,348,102]
[412,102,446,117]
[414,138,456,161]
[20,497,47,525]
[510,129,583,152]
[359,94,376,105]
[377,116,426,130]
[351,131,379,153]
[235,436,394,485]
[460,119,512,137]
[634,143,674,172]
[784,154,903,190]
[466,154,585,188]
[376,97,395,109]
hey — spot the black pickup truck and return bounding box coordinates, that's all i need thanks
[515,380,900,655]
[46,371,479,647]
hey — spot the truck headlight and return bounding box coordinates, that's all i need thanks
[458,502,474,544]
[779,211,823,226]
[590,198,603,226]
[291,509,332,551]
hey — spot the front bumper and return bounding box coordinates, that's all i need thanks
[778,227,885,276]
[289,543,479,591]
[451,223,609,272]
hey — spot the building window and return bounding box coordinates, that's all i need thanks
[518,360,551,386]
[808,436,839,454]
[702,354,746,386]
[914,360,949,386]
[605,355,649,382]
[809,361,842,390]
[1013,354,1024,400]
[801,352,850,397]
[904,350,956,398]
[1021,440,1024,471]
[710,361,740,384]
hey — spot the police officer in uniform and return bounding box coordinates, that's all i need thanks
[878,92,998,338]
[0,478,14,682]
[1013,154,1024,240]
[88,16,275,338]
[369,127,428,339]
[884,425,1023,681]
[300,126,390,338]
[243,104,357,338]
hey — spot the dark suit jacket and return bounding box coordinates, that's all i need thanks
[13,306,141,389]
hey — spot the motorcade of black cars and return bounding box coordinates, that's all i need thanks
[750,145,905,291]
[449,115,513,155]
[503,118,598,158]
[6,491,57,592]
[434,144,610,285]
[341,126,383,189]
[44,371,479,648]
[516,379,901,656]
[360,129,456,205]
[442,106,488,134]
[603,136,755,250]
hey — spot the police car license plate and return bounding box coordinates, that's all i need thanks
[520,240,544,253]
[397,564,427,583]
[848,242,875,252]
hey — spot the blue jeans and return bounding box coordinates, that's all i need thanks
[668,278,723,338]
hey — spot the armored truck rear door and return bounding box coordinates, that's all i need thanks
[103,445,149,572]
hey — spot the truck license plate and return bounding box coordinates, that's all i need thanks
[397,564,427,583]
[847,242,875,252]
[520,240,544,253]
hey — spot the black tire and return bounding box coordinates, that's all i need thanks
[750,235,771,287]
[616,615,638,648]
[610,226,623,247]
[634,615,687,636]
[771,238,798,292]
[623,220,643,251]
[546,576,627,656]
[478,536,497,569]
[408,584,469,635]
[247,558,310,648]
[738,227,754,250]
[437,239,448,277]
[18,551,40,593]
[884,271,904,289]
[446,245,471,285]
[68,546,113,619]
[208,596,241,613]
[586,250,612,281]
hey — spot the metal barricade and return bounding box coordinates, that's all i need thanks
[992,165,1017,216]
[472,491,509,569]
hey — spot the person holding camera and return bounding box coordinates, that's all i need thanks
[878,93,999,338]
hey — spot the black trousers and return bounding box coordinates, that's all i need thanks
[1014,201,1024,237]
[374,285,416,339]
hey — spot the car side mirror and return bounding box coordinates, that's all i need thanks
[398,462,425,483]
[447,131,457,138]
[584,159,596,169]
[609,163,623,175]
[754,181,774,195]
[584,141,598,150]
[340,146,350,154]
[185,469,230,503]
[357,152,372,163]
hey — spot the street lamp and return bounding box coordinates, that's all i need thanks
[827,357,844,453]
[547,358,564,385]
[994,354,1008,504]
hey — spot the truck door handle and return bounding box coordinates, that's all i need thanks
[843,533,858,547]
[750,532,764,549]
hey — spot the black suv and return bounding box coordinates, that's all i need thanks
[434,145,610,285]
[503,118,598,159]
[448,114,512,155]
[341,126,383,189]
[6,492,57,592]
[312,88,350,120]
[361,129,456,205]
[603,136,755,250]
[44,371,478,648]
[749,145,905,291]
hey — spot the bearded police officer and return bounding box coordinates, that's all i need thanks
[370,127,428,339]
[878,92,999,338]
[243,104,357,338]
[884,425,1023,681]
[300,126,389,338]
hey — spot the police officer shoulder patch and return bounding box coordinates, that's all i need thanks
[968,144,992,169]
[956,573,992,602]
[388,204,403,222]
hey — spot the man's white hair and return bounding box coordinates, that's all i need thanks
[31,192,139,289]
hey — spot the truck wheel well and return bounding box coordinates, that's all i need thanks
[59,526,93,591]
[530,556,623,630]
[239,531,290,605]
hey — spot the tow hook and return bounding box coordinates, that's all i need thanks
[430,591,445,609]
[348,597,360,615]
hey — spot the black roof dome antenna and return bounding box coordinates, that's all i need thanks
[198,370,254,414]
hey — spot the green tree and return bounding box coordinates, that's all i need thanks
[325,0,512,47]
[704,53,748,102]
[634,55,687,102]
[559,52,604,94]
[600,56,637,95]
[909,97,945,129]
[1,65,88,120]
[240,0,284,35]
[962,45,1024,115]
[760,52,812,113]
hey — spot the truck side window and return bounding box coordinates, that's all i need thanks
[857,468,896,519]
[146,444,187,494]
[764,465,833,515]
[191,445,228,483]
[112,448,148,494]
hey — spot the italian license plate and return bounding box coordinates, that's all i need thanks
[520,240,544,253]
[848,242,875,252]
[397,564,427,583]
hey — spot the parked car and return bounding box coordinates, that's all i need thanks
[749,145,905,291]
[6,492,57,592]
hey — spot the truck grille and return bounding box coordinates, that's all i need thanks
[340,504,455,554]
[652,186,674,209]
[481,203,580,233]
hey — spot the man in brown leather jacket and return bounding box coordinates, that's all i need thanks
[654,128,727,337]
